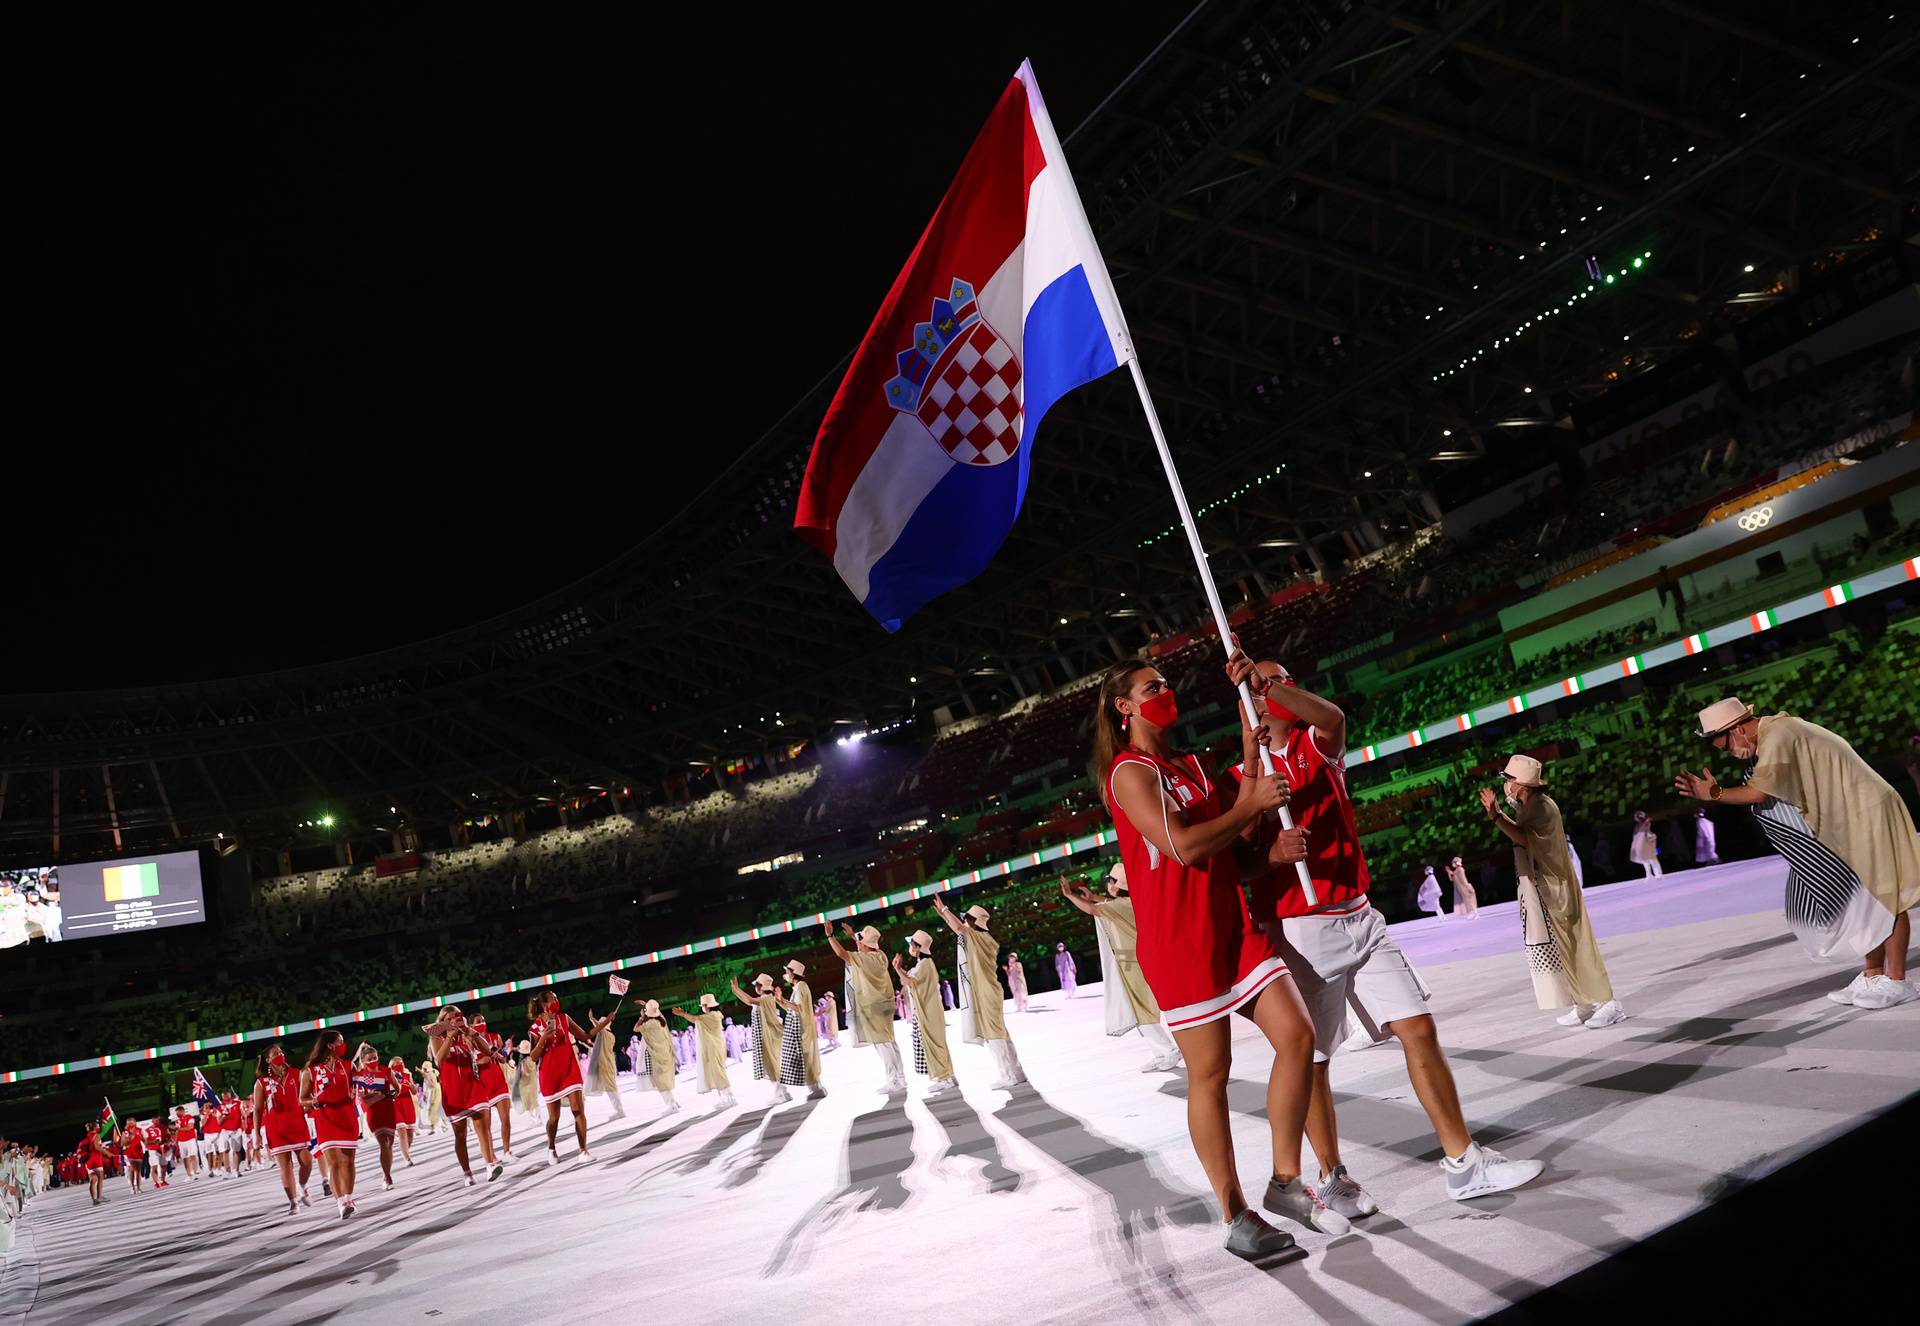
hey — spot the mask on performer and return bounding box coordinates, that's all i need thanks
[268,1049,285,1068]
[330,1042,348,1059]
[1265,677,1299,724]
[1134,688,1178,729]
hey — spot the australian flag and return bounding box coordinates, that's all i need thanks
[192,1068,218,1111]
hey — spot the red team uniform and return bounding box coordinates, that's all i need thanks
[392,1065,418,1130]
[529,1007,584,1104]
[308,1059,359,1153]
[263,1066,310,1156]
[1239,724,1370,921]
[1104,749,1288,1029]
[356,1062,399,1137]
[470,1026,510,1112]
[437,1036,479,1122]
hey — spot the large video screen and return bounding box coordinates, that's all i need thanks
[0,848,207,947]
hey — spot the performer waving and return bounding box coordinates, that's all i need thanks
[825,922,905,1093]
[775,960,826,1099]
[894,930,957,1096]
[351,1044,401,1191]
[634,1000,679,1115]
[1090,657,1333,1262]
[729,973,789,1101]
[671,994,735,1107]
[932,895,1026,1089]
[1060,867,1183,1071]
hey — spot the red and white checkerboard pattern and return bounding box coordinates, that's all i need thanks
[918,322,1024,465]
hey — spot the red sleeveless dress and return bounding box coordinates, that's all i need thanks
[356,1062,399,1136]
[308,1059,359,1152]
[1105,748,1287,1029]
[263,1066,309,1155]
[530,1012,584,1104]
[438,1038,478,1121]
[392,1066,418,1128]
[471,1032,510,1110]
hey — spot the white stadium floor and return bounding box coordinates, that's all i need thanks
[4,858,1916,1325]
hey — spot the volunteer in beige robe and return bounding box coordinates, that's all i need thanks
[1481,755,1626,1028]
[1677,701,1918,1009]
[1446,856,1478,918]
[932,894,1027,1088]
[672,995,735,1106]
[635,1002,678,1113]
[729,973,788,1099]
[774,960,826,1098]
[823,922,906,1092]
[893,931,956,1094]
[1059,869,1182,1070]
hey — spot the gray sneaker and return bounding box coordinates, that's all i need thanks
[1224,1209,1301,1263]
[1262,1175,1352,1235]
[1314,1165,1379,1219]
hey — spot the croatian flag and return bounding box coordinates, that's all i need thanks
[796,61,1133,630]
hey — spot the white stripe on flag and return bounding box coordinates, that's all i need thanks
[830,412,953,601]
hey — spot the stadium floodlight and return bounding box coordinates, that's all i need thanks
[321,815,334,828]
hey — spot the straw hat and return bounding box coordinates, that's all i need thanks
[752,972,774,992]
[643,999,661,1017]
[909,929,933,953]
[699,993,719,1011]
[857,924,881,946]
[1696,696,1753,738]
[1500,754,1549,787]
[783,959,805,977]
[965,904,991,926]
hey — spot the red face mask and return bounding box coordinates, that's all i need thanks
[1134,689,1179,729]
[1266,678,1298,724]
[330,1042,348,1059]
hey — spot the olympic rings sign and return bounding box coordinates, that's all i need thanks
[1736,505,1774,532]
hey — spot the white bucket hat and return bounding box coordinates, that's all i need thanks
[965,904,990,926]
[783,959,805,977]
[1105,862,1128,896]
[643,999,661,1017]
[1500,754,1549,787]
[1696,696,1753,738]
[699,993,718,1011]
[909,929,933,952]
[857,925,881,946]
[752,972,774,992]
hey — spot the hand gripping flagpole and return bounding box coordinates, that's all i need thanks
[1123,356,1319,908]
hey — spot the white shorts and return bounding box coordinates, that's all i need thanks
[227,1132,246,1155]
[190,1138,206,1160]
[1272,901,1431,1061]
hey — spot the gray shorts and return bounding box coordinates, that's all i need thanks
[1271,901,1431,1061]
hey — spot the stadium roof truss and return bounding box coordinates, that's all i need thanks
[2,0,1916,855]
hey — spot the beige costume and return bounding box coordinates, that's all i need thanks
[639,1019,675,1094]
[1513,794,1614,1008]
[957,927,1009,1042]
[1446,860,1477,916]
[847,951,896,1046]
[902,956,955,1085]
[691,1010,731,1093]
[1748,714,1920,922]
[751,994,783,1082]
[1093,897,1162,1027]
[787,979,822,1086]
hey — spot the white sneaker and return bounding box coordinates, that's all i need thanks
[1443,1143,1545,1200]
[1852,976,1918,1010]
[577,1151,595,1163]
[1583,1001,1629,1029]
[1556,1005,1593,1027]
[1828,973,1872,1006]
[382,1180,394,1191]
[1313,1165,1379,1219]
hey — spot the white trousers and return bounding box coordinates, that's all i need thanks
[1140,1023,1177,1057]
[987,1038,1025,1083]
[875,1042,906,1087]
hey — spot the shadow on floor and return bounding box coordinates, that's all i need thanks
[763,1103,915,1278]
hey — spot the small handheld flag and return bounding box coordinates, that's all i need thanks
[100,1098,118,1142]
[608,974,630,996]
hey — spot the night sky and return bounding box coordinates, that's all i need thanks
[2,3,1192,690]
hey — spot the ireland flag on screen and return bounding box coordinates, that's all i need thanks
[102,862,160,901]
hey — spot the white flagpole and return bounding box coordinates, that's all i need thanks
[1123,357,1320,908]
